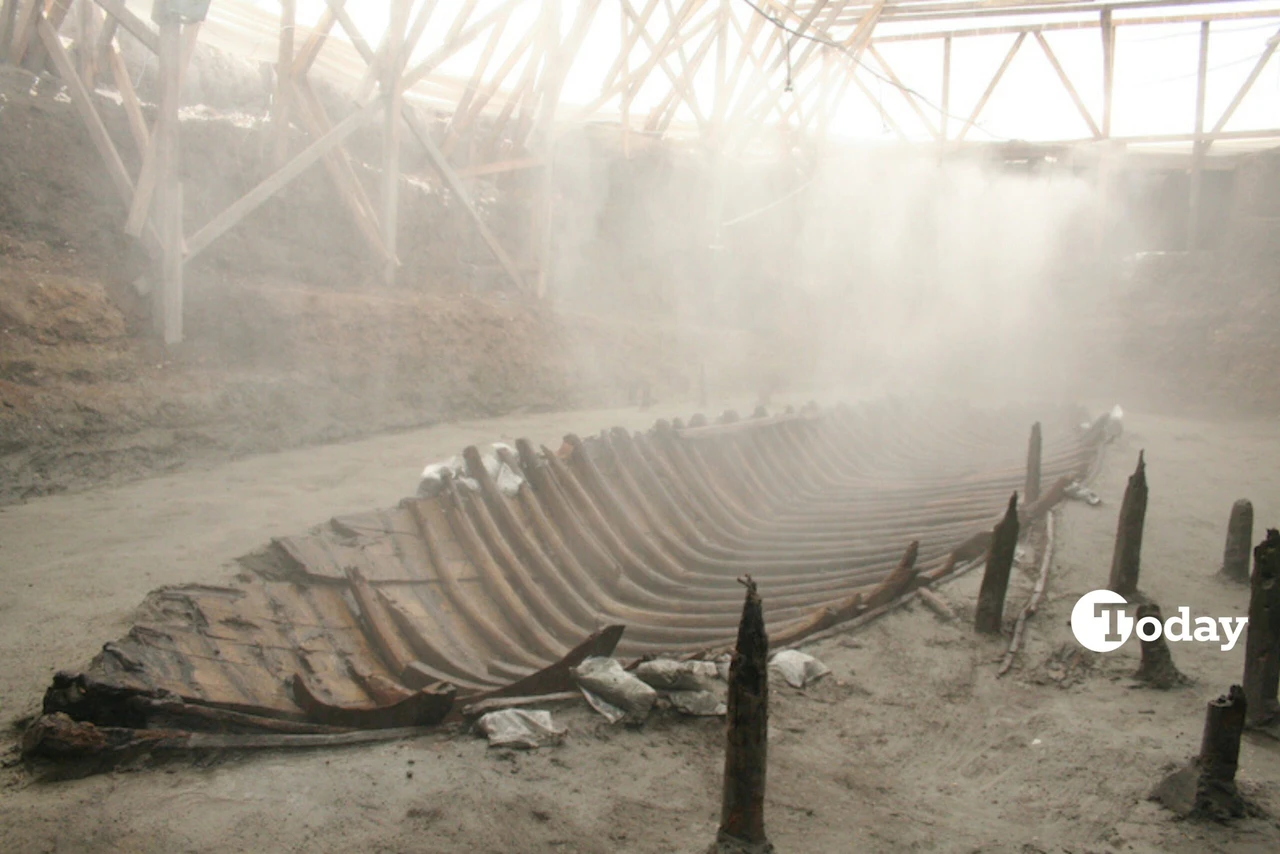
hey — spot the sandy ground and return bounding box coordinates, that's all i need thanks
[2,403,1280,853]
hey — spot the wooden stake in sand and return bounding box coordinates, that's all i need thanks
[1132,603,1186,689]
[1152,685,1248,820]
[1108,451,1147,599]
[975,493,1019,635]
[1221,499,1253,583]
[1025,422,1042,505]
[1244,529,1280,729]
[1196,685,1248,818]
[709,577,775,854]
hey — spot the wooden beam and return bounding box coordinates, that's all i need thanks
[1034,31,1101,139]
[292,76,389,263]
[845,0,885,51]
[125,19,201,239]
[445,27,536,158]
[185,99,383,263]
[125,129,161,237]
[156,16,183,344]
[401,105,527,293]
[38,14,132,206]
[649,9,720,133]
[621,0,710,128]
[381,0,411,285]
[22,0,70,72]
[93,7,116,68]
[271,0,296,169]
[10,0,40,64]
[602,0,661,96]
[621,2,632,155]
[872,9,1280,44]
[867,45,939,140]
[456,156,542,179]
[106,44,147,156]
[716,7,765,127]
[441,9,509,156]
[957,31,1024,142]
[0,0,16,64]
[940,34,951,142]
[712,0,728,135]
[1187,19,1209,251]
[323,0,374,64]
[93,0,158,54]
[730,0,853,138]
[584,0,708,118]
[847,0,1275,25]
[1101,9,1114,138]
[78,0,101,89]
[401,0,519,94]
[527,0,560,295]
[482,30,545,157]
[292,3,336,78]
[1211,25,1280,135]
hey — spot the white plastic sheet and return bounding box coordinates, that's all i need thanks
[572,657,657,723]
[476,709,565,749]
[769,650,831,688]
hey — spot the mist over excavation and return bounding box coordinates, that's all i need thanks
[3,2,1280,853]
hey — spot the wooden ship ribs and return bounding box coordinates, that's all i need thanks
[33,401,1108,749]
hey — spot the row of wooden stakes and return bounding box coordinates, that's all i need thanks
[706,430,1280,848]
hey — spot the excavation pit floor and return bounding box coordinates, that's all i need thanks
[2,403,1279,853]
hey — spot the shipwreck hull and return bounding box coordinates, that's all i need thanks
[35,400,1106,747]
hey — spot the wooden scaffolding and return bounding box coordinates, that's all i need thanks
[2,0,1279,343]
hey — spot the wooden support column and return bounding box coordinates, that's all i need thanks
[10,0,40,66]
[1101,9,1114,138]
[957,32,1023,142]
[1152,685,1248,819]
[380,0,411,286]
[975,493,1020,635]
[155,11,184,344]
[22,0,71,72]
[1188,20,1209,251]
[78,0,101,88]
[1222,500,1254,583]
[1194,686,1248,818]
[710,577,772,854]
[271,0,296,169]
[1025,422,1041,505]
[1244,529,1280,729]
[940,34,951,147]
[0,0,16,63]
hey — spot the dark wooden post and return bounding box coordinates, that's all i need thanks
[1194,685,1247,819]
[975,493,1020,635]
[1108,451,1147,598]
[1025,422,1042,505]
[709,578,774,854]
[1133,603,1185,689]
[1221,499,1253,582]
[1244,529,1280,729]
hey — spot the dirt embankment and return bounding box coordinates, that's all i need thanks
[1104,149,1280,416]
[0,67,796,504]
